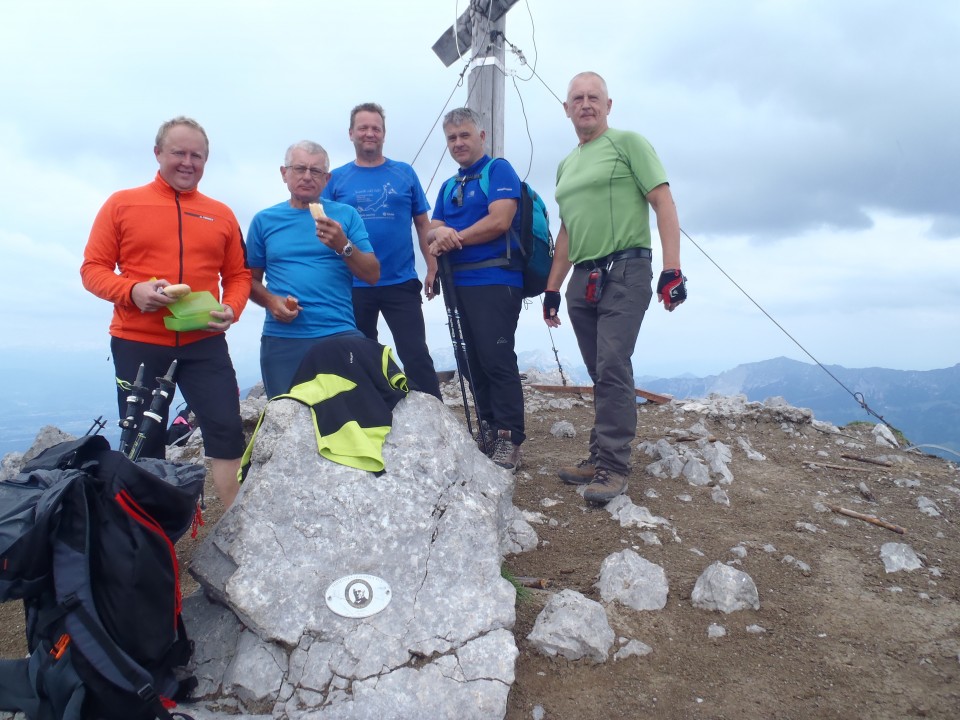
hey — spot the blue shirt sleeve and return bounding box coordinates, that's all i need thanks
[432,185,447,223]
[486,159,522,203]
[321,172,337,201]
[246,213,265,267]
[341,206,373,253]
[408,166,430,217]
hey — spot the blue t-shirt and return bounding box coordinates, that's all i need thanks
[323,159,430,288]
[246,199,374,339]
[432,155,523,287]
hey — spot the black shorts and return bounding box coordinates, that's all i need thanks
[111,334,244,460]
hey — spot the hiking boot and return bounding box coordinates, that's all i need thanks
[491,430,522,473]
[475,420,496,457]
[558,458,596,485]
[583,468,628,504]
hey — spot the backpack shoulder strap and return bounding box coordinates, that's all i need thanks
[441,175,457,204]
[518,182,535,258]
[442,158,497,204]
[477,157,496,196]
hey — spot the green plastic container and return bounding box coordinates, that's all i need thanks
[163,291,223,332]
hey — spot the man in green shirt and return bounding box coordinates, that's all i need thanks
[543,71,687,504]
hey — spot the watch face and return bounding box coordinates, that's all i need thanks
[342,242,354,257]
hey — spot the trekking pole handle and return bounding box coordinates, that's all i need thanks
[118,363,148,454]
[128,360,178,460]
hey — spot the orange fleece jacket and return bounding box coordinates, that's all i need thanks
[81,173,251,347]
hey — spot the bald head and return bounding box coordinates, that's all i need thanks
[567,71,608,98]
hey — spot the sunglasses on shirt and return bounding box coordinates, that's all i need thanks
[452,173,482,207]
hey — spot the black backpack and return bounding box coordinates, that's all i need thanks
[0,435,205,720]
[165,406,195,447]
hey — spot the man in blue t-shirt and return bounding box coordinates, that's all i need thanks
[428,107,525,473]
[323,103,441,399]
[247,140,380,398]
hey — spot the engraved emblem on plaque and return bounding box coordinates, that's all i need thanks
[325,574,392,618]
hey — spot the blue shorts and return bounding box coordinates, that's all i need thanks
[111,334,244,460]
[260,330,364,398]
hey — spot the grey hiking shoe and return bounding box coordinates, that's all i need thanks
[475,419,496,457]
[583,468,628,504]
[491,431,522,473]
[558,458,596,485]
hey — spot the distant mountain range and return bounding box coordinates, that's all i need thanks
[646,357,960,455]
[1,353,956,459]
[510,353,959,456]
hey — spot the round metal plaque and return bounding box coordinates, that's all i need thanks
[325,574,392,618]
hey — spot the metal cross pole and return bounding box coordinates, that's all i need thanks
[432,0,520,158]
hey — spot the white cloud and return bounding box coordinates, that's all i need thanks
[0,0,958,400]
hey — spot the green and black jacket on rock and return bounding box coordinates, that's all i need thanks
[242,335,408,476]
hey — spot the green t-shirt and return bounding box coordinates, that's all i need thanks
[555,128,668,264]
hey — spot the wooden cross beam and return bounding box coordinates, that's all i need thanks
[431,0,521,158]
[431,0,520,66]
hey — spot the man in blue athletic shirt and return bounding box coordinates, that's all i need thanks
[247,140,379,398]
[323,103,442,399]
[428,107,525,472]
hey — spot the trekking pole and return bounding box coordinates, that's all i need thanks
[437,254,488,453]
[128,360,178,461]
[84,416,107,436]
[118,363,149,454]
[546,325,568,386]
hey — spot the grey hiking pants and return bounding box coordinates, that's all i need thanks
[566,256,653,475]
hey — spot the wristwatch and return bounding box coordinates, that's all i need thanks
[338,240,354,258]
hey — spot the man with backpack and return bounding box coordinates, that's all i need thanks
[543,71,687,504]
[323,103,442,399]
[427,107,525,472]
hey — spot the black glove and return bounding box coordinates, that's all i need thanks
[543,290,562,320]
[656,269,687,305]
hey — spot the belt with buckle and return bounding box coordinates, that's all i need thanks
[575,247,652,270]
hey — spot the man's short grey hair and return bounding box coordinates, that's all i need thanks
[442,107,484,130]
[567,71,609,97]
[284,141,329,169]
[155,116,209,155]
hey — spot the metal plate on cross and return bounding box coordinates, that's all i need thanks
[325,574,392,618]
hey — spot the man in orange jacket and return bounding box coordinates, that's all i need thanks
[81,116,251,507]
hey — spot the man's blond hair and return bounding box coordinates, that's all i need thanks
[155,116,209,155]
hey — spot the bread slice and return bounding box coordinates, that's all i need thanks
[161,283,192,299]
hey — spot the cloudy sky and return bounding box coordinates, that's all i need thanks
[1,0,958,411]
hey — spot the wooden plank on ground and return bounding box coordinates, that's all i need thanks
[529,384,673,405]
[802,461,872,473]
[840,453,894,467]
[827,505,906,534]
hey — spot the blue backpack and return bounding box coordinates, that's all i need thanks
[442,159,554,298]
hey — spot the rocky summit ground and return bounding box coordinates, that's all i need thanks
[2,379,959,720]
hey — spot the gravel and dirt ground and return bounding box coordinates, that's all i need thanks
[3,383,959,719]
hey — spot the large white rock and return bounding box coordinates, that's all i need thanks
[691,561,760,613]
[596,549,669,611]
[527,589,614,662]
[187,392,527,718]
